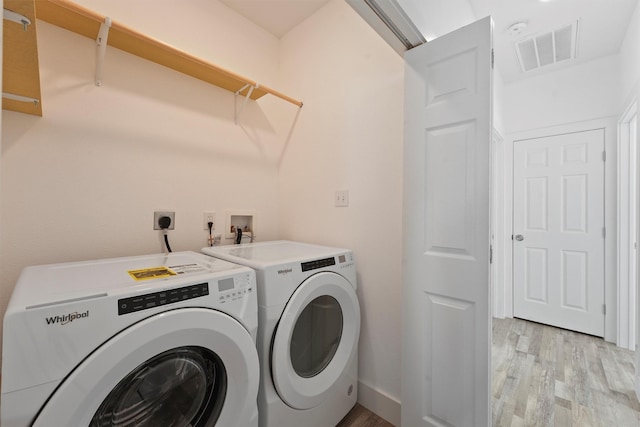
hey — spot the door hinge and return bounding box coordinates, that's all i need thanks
[490,244,493,264]
[491,49,495,69]
[602,151,606,161]
[603,304,606,315]
[603,227,606,238]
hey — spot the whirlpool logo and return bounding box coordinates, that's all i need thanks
[45,310,89,326]
[277,268,293,276]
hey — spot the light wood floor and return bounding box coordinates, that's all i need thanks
[339,317,640,427]
[337,403,394,427]
[493,317,640,426]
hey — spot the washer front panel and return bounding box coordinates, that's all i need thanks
[33,308,259,427]
[271,272,360,409]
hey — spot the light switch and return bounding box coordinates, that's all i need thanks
[335,190,349,207]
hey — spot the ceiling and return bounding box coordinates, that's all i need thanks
[221,0,638,83]
[468,0,639,83]
[220,0,331,38]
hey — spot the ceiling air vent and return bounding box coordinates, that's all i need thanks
[515,20,579,72]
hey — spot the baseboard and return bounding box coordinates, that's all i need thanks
[357,380,401,426]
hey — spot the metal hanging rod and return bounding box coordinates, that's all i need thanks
[3,92,40,106]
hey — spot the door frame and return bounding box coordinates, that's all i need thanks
[492,128,506,318]
[617,97,638,350]
[498,117,618,343]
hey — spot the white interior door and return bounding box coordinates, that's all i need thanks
[402,16,493,427]
[513,130,605,337]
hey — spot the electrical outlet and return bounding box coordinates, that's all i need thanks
[153,211,175,230]
[203,212,215,230]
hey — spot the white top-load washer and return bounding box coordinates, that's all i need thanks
[2,251,259,427]
[202,240,360,427]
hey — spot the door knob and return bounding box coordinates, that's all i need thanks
[515,234,524,241]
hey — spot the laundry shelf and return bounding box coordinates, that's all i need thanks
[34,0,303,107]
[3,0,43,116]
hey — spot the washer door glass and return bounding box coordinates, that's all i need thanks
[90,347,226,427]
[290,295,343,378]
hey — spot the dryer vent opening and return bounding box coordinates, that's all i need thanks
[515,20,579,72]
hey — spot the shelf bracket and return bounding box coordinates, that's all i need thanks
[3,92,39,106]
[3,8,31,31]
[234,83,256,125]
[95,17,112,86]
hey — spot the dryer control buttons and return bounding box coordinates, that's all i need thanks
[301,257,336,272]
[118,282,209,315]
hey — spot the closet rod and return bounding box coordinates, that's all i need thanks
[3,92,39,105]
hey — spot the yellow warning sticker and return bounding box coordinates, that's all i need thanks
[128,266,177,281]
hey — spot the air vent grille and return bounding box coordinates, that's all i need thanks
[515,21,579,72]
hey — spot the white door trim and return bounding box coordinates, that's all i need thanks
[492,128,506,319]
[617,98,638,350]
[504,117,618,344]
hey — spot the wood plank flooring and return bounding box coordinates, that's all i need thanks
[339,317,639,427]
[493,317,640,426]
[336,403,394,427]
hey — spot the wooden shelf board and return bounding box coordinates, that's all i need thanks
[34,0,301,106]
[3,0,43,116]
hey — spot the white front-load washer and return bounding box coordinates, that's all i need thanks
[202,240,360,427]
[1,251,259,427]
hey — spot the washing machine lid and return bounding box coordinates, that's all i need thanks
[32,308,259,427]
[11,251,243,309]
[270,272,360,410]
[202,241,349,269]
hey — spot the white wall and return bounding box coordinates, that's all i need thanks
[620,0,640,109]
[493,66,506,135]
[503,55,620,133]
[276,0,404,424]
[0,0,288,359]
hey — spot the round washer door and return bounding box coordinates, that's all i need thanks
[33,308,259,427]
[271,272,360,409]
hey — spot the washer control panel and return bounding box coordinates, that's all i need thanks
[218,273,253,304]
[118,282,209,315]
